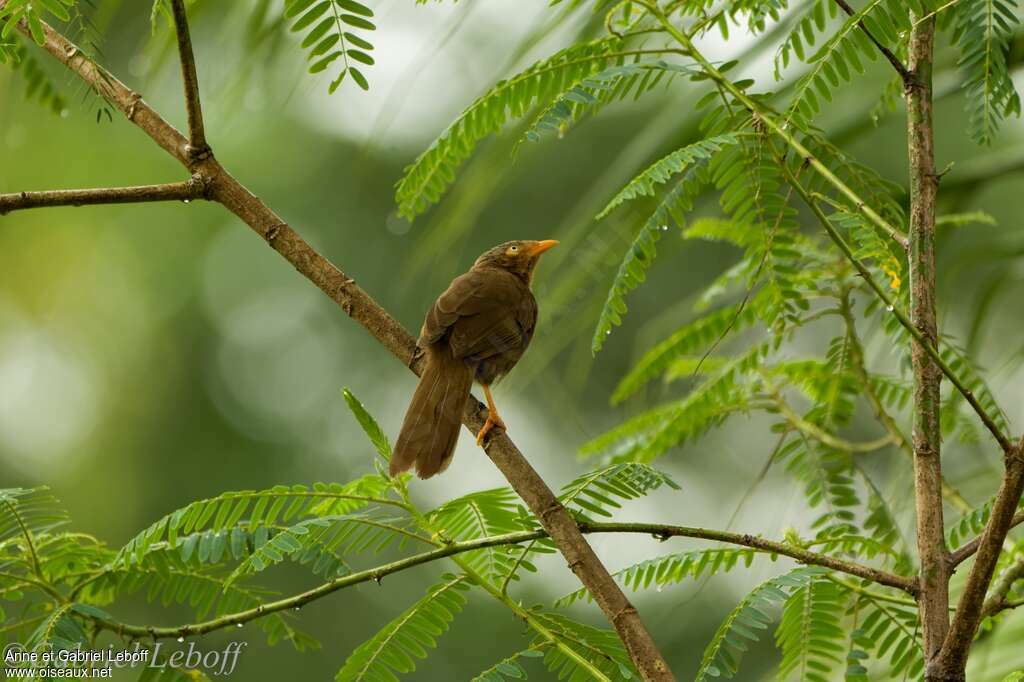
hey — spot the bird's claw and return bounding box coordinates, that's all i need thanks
[475,414,507,446]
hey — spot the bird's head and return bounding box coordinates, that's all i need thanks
[472,239,559,282]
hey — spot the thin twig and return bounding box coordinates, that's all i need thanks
[832,0,914,84]
[769,392,896,453]
[79,520,915,642]
[0,179,206,215]
[169,0,208,159]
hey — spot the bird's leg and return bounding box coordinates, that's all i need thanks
[476,384,507,445]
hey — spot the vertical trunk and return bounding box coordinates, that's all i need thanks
[905,15,952,680]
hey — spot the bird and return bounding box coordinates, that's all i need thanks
[390,239,559,479]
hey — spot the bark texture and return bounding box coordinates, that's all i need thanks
[905,16,951,678]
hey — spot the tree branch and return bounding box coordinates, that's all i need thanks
[905,17,950,669]
[950,510,1024,566]
[939,449,1024,674]
[81,521,915,641]
[169,0,208,160]
[5,9,673,679]
[0,179,207,215]
[832,0,914,85]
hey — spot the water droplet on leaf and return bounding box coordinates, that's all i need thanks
[176,637,185,643]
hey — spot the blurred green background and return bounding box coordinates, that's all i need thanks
[2,1,1024,680]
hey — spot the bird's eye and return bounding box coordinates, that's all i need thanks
[508,245,518,254]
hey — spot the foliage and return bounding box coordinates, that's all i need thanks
[284,0,376,93]
[951,0,1022,144]
[5,0,1024,679]
[695,567,830,681]
[335,574,470,681]
[555,547,762,608]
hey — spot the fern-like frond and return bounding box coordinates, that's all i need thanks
[937,211,998,228]
[25,603,89,653]
[612,294,765,403]
[343,388,392,461]
[555,547,762,608]
[335,574,470,681]
[832,210,903,291]
[849,592,924,679]
[598,133,740,219]
[285,0,376,93]
[227,513,423,584]
[98,558,318,650]
[428,488,526,580]
[0,488,68,575]
[786,0,911,126]
[0,0,75,45]
[952,0,1022,144]
[591,163,711,353]
[558,462,680,518]
[696,567,828,681]
[0,39,68,114]
[939,339,1011,440]
[396,38,634,219]
[519,61,694,152]
[531,611,638,681]
[583,342,772,462]
[774,0,839,79]
[471,649,546,682]
[775,575,847,681]
[114,476,395,567]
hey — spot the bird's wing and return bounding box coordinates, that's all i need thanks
[420,269,535,362]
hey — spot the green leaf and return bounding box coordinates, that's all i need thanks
[598,134,740,219]
[952,0,1022,143]
[396,38,631,220]
[336,575,470,681]
[696,568,828,681]
[592,162,711,353]
[342,388,392,460]
[555,547,763,608]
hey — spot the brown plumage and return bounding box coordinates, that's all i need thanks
[391,239,559,479]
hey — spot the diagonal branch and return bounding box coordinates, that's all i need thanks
[169,0,208,159]
[939,446,1024,672]
[4,9,673,679]
[832,0,914,85]
[0,179,207,215]
[81,520,915,642]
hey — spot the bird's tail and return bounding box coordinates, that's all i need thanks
[391,345,473,479]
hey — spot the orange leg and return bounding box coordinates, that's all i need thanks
[475,384,507,445]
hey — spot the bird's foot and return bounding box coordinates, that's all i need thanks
[475,413,507,446]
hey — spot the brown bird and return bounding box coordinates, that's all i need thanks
[391,239,559,479]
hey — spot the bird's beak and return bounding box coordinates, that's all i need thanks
[527,239,559,257]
